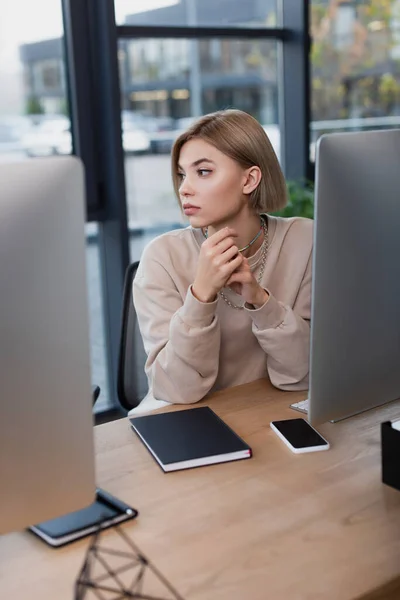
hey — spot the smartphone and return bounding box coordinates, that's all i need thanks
[270,418,330,454]
[28,488,138,547]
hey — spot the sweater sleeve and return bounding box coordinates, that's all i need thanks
[133,252,221,404]
[244,252,312,391]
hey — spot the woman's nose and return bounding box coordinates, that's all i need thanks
[179,177,194,197]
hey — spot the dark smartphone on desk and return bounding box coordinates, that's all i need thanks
[270,418,330,454]
[28,488,138,547]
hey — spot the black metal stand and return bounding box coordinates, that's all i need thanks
[75,523,186,600]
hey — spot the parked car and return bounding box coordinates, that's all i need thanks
[0,116,33,156]
[122,111,175,154]
[122,118,151,154]
[21,115,152,157]
[21,118,72,157]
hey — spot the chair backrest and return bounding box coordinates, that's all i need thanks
[117,261,148,411]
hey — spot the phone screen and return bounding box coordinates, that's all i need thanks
[271,418,328,449]
[36,498,120,538]
[31,489,138,541]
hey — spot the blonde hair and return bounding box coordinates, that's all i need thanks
[171,109,287,213]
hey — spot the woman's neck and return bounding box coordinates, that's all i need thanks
[206,213,264,258]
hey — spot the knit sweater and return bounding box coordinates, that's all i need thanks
[132,215,313,410]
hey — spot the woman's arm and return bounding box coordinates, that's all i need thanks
[246,252,312,390]
[133,253,221,404]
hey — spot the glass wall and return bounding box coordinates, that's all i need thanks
[310,0,400,160]
[0,0,306,414]
[114,0,277,27]
[85,224,111,412]
[0,0,111,411]
[114,1,285,406]
[119,36,279,258]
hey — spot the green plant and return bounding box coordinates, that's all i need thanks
[59,98,70,117]
[272,180,314,220]
[25,96,44,115]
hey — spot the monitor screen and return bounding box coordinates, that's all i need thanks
[0,157,96,534]
[309,129,400,424]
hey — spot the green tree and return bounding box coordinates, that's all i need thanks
[378,72,400,111]
[59,98,70,117]
[272,181,315,220]
[310,0,399,121]
[25,96,44,115]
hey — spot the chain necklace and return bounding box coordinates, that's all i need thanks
[219,215,269,310]
[204,220,263,253]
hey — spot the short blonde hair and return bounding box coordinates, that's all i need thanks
[171,109,287,213]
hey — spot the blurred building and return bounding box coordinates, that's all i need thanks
[19,0,278,125]
[19,38,66,115]
[18,0,400,123]
[311,0,400,119]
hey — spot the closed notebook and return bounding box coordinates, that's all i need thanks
[129,406,252,472]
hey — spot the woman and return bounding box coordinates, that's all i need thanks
[133,109,313,410]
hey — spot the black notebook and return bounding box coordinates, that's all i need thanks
[129,406,252,472]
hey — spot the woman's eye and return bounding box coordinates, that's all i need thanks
[177,172,185,180]
[198,169,211,177]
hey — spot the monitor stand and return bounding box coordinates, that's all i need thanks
[290,397,400,424]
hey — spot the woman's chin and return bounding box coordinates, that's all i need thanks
[186,214,207,228]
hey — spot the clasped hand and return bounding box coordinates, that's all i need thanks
[192,227,268,308]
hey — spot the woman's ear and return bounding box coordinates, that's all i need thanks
[243,166,262,195]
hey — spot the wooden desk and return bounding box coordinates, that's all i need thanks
[2,379,400,600]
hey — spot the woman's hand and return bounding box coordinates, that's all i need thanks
[192,227,243,303]
[226,257,269,308]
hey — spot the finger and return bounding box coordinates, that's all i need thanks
[229,259,250,273]
[226,272,245,285]
[205,240,238,265]
[206,227,238,246]
[226,272,252,285]
[214,236,238,254]
[226,266,253,285]
[218,244,240,264]
[222,253,243,276]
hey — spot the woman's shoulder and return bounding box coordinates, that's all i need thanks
[140,225,198,265]
[268,215,313,248]
[268,214,313,232]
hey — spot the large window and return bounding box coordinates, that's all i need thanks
[118,36,280,251]
[0,4,68,159]
[0,0,111,411]
[112,0,291,408]
[115,0,277,28]
[85,224,112,412]
[0,1,307,416]
[310,0,400,160]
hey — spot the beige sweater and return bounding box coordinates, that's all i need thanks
[133,215,313,408]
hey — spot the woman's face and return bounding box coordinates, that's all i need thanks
[177,138,250,229]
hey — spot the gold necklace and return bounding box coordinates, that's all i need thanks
[219,215,269,310]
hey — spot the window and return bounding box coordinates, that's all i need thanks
[114,0,277,28]
[0,1,111,412]
[118,36,280,260]
[0,4,69,158]
[310,0,400,160]
[32,59,63,92]
[85,224,112,412]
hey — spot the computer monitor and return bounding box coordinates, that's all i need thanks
[0,156,96,534]
[307,128,400,424]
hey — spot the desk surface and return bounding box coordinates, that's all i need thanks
[2,379,400,600]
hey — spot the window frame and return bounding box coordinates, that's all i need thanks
[61,0,310,415]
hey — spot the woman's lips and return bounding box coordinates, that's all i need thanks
[183,205,200,215]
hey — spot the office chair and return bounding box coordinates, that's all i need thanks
[117,261,148,410]
[92,385,101,406]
